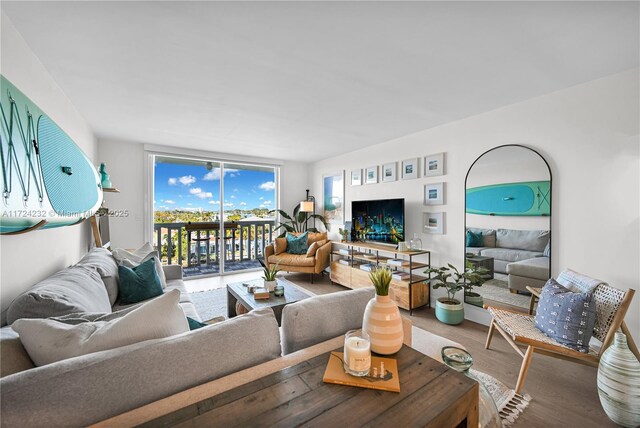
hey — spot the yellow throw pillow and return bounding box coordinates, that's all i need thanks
[306,239,328,257]
[306,242,319,258]
[274,237,288,255]
[307,232,328,245]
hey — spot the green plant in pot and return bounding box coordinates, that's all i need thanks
[462,261,490,307]
[424,263,488,325]
[269,205,328,236]
[338,227,349,242]
[259,259,280,292]
[362,267,403,355]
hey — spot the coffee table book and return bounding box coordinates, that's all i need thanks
[322,352,400,393]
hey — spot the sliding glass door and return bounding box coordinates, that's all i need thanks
[152,155,277,278]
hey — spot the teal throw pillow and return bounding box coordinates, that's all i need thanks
[117,258,163,304]
[286,232,308,255]
[466,230,483,247]
[187,317,207,330]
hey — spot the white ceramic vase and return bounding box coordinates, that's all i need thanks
[264,279,277,292]
[597,332,640,427]
[362,294,403,355]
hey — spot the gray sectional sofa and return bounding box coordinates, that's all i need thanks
[466,227,550,292]
[0,248,375,427]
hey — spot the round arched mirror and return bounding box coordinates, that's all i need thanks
[464,145,552,309]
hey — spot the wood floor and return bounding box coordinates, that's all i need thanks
[185,271,616,428]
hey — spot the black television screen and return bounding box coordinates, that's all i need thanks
[351,199,405,244]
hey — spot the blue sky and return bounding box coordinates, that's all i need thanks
[154,162,276,212]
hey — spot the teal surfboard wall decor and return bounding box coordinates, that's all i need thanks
[0,75,102,234]
[466,180,550,216]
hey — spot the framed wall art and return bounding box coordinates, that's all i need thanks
[365,166,378,184]
[323,171,344,224]
[351,169,362,186]
[382,162,397,182]
[424,182,445,205]
[402,158,419,180]
[423,212,445,234]
[425,153,445,177]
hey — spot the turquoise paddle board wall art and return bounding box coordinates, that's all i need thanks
[466,181,550,216]
[0,75,102,234]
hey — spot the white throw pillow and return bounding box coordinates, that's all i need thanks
[112,243,167,288]
[13,289,189,366]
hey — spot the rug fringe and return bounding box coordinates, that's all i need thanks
[498,391,531,427]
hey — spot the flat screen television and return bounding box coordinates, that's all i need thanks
[351,198,405,245]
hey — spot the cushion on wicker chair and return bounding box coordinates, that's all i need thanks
[534,279,597,353]
[488,306,599,357]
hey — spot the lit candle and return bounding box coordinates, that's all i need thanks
[343,330,371,376]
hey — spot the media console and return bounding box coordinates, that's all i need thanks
[329,241,431,314]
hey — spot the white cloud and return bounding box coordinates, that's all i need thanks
[187,203,193,206]
[209,200,220,204]
[203,168,239,181]
[164,200,176,204]
[188,187,214,199]
[262,200,272,206]
[233,188,239,192]
[224,202,234,207]
[259,181,276,191]
[239,202,247,206]
[230,195,236,199]
[259,196,264,200]
[168,178,177,186]
[178,175,196,186]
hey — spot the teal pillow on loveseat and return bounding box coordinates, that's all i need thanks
[118,258,163,304]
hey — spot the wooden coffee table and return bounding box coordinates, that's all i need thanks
[148,344,479,427]
[226,277,313,325]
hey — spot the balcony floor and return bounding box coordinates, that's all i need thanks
[183,259,262,278]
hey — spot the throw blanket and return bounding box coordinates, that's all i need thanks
[557,268,606,294]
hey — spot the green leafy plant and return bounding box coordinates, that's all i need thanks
[269,205,328,237]
[424,262,488,304]
[338,228,349,241]
[259,259,280,281]
[369,266,393,296]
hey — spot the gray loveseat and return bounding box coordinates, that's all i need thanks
[466,227,550,292]
[0,247,375,427]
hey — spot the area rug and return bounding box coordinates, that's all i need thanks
[476,278,531,310]
[411,327,530,427]
[471,369,532,427]
[189,288,228,322]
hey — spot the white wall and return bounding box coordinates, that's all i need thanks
[311,69,640,339]
[97,138,310,249]
[0,13,97,323]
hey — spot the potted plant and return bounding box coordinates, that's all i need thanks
[462,261,490,306]
[269,205,328,236]
[338,227,349,242]
[424,263,488,325]
[259,259,280,292]
[362,267,404,355]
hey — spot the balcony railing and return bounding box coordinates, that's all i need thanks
[153,220,275,277]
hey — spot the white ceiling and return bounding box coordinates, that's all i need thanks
[2,1,638,162]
